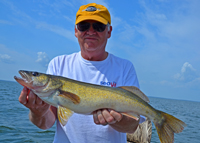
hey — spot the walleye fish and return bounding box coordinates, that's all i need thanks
[14,70,186,143]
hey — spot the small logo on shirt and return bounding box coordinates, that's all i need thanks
[100,81,116,87]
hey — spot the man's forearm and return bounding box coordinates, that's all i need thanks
[110,115,139,133]
[29,109,56,130]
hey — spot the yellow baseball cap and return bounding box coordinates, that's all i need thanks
[75,3,111,25]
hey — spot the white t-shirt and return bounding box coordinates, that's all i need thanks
[46,52,140,143]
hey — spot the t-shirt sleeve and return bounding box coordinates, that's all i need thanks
[46,58,58,75]
[123,61,140,88]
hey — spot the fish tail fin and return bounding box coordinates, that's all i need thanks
[154,110,186,143]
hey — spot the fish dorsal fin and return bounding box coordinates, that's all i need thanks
[58,89,80,104]
[57,106,74,126]
[119,86,150,103]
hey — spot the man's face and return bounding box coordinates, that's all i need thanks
[75,20,112,55]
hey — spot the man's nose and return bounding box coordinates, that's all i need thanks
[86,24,96,35]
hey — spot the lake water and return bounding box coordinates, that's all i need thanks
[0,80,199,143]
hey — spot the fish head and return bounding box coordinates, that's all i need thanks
[14,70,50,91]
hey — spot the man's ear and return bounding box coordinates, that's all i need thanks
[75,26,78,38]
[107,26,112,39]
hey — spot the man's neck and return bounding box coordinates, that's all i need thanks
[81,51,108,61]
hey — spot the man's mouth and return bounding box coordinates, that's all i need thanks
[84,36,98,40]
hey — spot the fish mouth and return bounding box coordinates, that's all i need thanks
[19,71,32,82]
[14,70,33,88]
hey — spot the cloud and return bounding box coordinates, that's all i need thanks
[1,0,33,23]
[174,62,199,82]
[63,16,74,24]
[0,20,13,25]
[1,1,76,41]
[36,22,76,42]
[0,54,14,64]
[36,52,49,67]
[130,0,200,50]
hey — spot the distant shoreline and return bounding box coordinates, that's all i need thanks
[0,79,16,82]
[148,96,200,103]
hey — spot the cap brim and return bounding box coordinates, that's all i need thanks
[75,15,108,25]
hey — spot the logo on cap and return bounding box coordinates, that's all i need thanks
[85,6,97,12]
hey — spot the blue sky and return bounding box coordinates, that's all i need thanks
[0,0,200,102]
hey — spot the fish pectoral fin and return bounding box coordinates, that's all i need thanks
[121,112,140,121]
[58,89,80,104]
[57,106,74,126]
[119,86,150,103]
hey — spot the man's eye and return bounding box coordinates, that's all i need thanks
[32,72,39,76]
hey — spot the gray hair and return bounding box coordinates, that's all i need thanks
[107,23,110,32]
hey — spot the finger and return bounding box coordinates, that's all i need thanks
[101,109,115,124]
[43,102,51,109]
[97,110,107,125]
[27,91,36,105]
[109,110,123,122]
[19,87,28,105]
[93,111,100,124]
[35,96,43,105]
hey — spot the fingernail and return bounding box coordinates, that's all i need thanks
[117,117,122,122]
[109,120,117,124]
[95,121,100,124]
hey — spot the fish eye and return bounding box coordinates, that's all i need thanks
[32,72,39,76]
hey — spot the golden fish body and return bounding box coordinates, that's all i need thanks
[55,79,151,114]
[14,70,186,143]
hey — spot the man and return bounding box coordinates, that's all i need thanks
[19,3,144,143]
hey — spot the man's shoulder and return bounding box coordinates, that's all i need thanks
[50,52,79,62]
[48,52,80,69]
[109,53,133,65]
[53,52,78,60]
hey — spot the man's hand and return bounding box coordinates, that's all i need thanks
[93,109,122,125]
[19,87,50,117]
[93,109,139,133]
[18,87,56,129]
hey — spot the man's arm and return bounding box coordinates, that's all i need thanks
[29,106,57,130]
[93,109,139,133]
[19,87,57,130]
